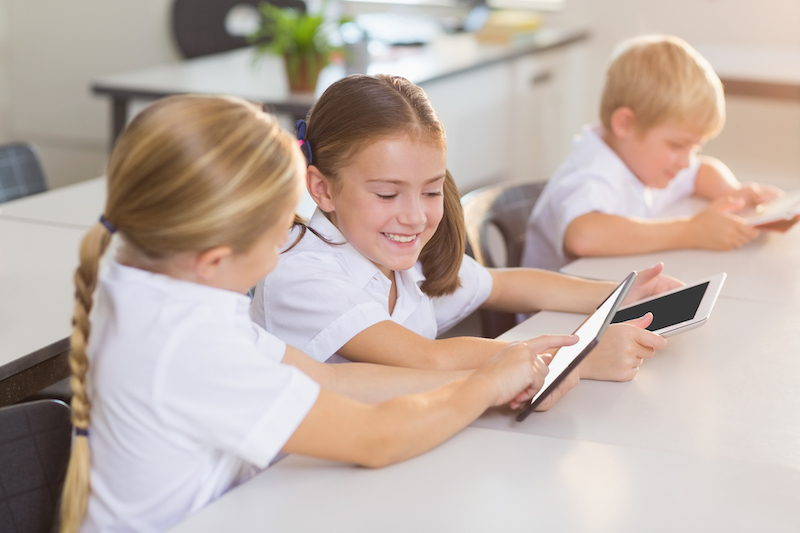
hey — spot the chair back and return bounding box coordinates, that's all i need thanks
[461,180,547,337]
[0,143,48,204]
[172,0,306,59]
[0,400,72,533]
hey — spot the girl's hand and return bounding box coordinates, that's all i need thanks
[577,314,666,382]
[473,335,578,409]
[623,262,683,306]
[531,353,580,412]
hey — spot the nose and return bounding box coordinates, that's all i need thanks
[398,195,426,228]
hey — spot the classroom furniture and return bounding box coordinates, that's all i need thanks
[92,28,589,190]
[0,399,72,533]
[0,143,48,204]
[171,0,306,59]
[461,180,546,336]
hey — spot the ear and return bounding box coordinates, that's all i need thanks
[609,107,637,139]
[193,245,234,281]
[306,165,336,213]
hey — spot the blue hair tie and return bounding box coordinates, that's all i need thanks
[295,119,312,167]
[75,427,89,437]
[99,214,117,234]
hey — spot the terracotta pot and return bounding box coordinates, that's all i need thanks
[284,52,326,93]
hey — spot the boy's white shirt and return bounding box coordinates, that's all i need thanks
[522,124,700,272]
[251,208,493,363]
[83,261,320,533]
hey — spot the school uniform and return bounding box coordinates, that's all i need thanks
[83,261,320,533]
[522,124,700,271]
[251,208,493,363]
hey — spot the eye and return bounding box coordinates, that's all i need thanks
[424,190,443,198]
[376,193,397,200]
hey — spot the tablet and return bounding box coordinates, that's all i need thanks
[611,273,726,337]
[515,271,636,422]
[741,189,800,229]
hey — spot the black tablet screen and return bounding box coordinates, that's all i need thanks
[611,282,709,331]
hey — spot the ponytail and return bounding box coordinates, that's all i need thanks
[60,222,112,533]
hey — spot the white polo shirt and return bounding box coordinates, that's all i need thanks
[522,124,700,271]
[251,208,493,363]
[83,261,320,533]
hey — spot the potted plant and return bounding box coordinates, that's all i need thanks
[250,2,336,93]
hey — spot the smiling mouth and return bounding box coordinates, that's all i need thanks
[382,232,418,243]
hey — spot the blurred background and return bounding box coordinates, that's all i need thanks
[0,0,797,190]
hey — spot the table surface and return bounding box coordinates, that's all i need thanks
[0,219,86,376]
[170,426,800,533]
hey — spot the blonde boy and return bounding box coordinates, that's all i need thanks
[522,34,782,271]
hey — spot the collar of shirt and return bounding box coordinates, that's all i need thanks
[582,124,647,197]
[307,208,428,319]
[106,260,252,318]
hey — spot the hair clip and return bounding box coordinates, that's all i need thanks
[295,119,312,167]
[99,214,117,234]
[75,427,89,437]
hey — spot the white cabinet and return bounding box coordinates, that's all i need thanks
[420,40,588,193]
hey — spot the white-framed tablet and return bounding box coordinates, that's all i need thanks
[611,273,726,337]
[515,271,637,422]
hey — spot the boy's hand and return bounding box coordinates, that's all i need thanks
[687,196,760,250]
[577,313,665,382]
[623,262,683,305]
[732,182,784,207]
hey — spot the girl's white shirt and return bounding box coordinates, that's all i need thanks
[522,124,700,272]
[82,261,320,533]
[251,208,493,363]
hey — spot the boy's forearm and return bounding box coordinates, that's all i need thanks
[693,157,740,200]
[565,212,696,257]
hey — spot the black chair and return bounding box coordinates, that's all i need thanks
[461,180,547,338]
[172,0,306,59]
[0,400,72,533]
[0,143,48,204]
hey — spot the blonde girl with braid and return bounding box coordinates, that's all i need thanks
[59,94,582,533]
[252,74,684,380]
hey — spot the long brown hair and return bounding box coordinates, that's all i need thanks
[304,74,465,297]
[59,95,302,533]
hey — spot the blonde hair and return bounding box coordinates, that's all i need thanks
[600,35,725,137]
[59,95,302,533]
[304,74,465,297]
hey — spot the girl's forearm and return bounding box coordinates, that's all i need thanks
[283,375,497,467]
[485,268,616,315]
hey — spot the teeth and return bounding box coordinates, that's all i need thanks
[383,233,416,243]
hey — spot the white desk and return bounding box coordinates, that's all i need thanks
[561,226,800,306]
[474,296,800,470]
[170,426,800,533]
[0,219,87,403]
[0,178,106,228]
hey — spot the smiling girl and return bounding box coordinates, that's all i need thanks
[251,74,682,379]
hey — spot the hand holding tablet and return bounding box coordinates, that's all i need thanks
[611,273,726,337]
[739,189,800,232]
[515,272,637,422]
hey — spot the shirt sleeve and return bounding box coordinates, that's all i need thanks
[432,255,493,334]
[553,176,622,254]
[152,322,320,469]
[256,252,391,362]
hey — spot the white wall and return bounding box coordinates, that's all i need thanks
[0,0,179,188]
[541,0,800,186]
